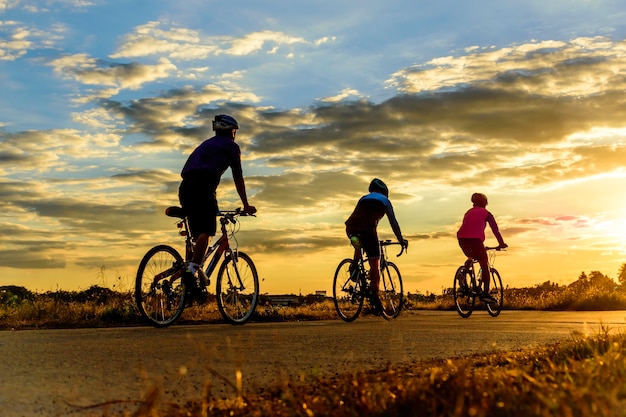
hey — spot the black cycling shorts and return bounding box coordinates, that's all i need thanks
[178,174,220,238]
[346,228,380,258]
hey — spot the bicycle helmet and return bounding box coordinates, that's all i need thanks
[212,114,239,131]
[368,178,389,197]
[471,193,488,207]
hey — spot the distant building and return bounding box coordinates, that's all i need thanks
[268,294,300,306]
[315,290,326,296]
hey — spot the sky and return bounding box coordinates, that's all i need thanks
[1,0,626,296]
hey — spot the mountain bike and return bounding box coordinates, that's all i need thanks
[453,246,505,318]
[333,239,406,321]
[135,207,259,327]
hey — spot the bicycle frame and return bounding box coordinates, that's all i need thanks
[178,211,244,287]
[454,245,505,318]
[333,238,405,321]
[465,246,500,287]
[356,239,405,273]
[136,206,259,327]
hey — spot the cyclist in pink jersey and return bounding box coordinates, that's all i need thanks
[457,193,507,303]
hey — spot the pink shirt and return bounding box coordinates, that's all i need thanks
[457,206,504,245]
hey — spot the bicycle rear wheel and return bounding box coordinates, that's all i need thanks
[379,261,403,320]
[333,259,364,322]
[453,266,475,318]
[216,251,259,325]
[486,268,503,317]
[135,245,186,327]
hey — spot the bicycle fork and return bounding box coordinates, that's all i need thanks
[225,249,247,291]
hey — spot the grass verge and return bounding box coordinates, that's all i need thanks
[103,328,626,417]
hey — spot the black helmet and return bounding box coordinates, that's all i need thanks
[471,193,488,207]
[368,178,389,197]
[212,114,239,131]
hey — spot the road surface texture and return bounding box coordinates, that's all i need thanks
[2,310,626,416]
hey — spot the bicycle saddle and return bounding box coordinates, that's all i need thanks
[165,206,185,218]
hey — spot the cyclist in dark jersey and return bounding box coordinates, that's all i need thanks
[345,179,408,306]
[178,114,256,301]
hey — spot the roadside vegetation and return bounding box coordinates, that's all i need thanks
[62,326,626,416]
[2,265,626,416]
[2,266,626,330]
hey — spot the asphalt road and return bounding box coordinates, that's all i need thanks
[2,310,626,416]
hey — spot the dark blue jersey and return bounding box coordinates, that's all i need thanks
[181,134,243,180]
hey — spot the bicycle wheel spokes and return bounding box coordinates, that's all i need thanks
[135,245,186,327]
[333,259,364,322]
[379,262,403,320]
[216,251,259,325]
[486,268,504,317]
[453,266,475,318]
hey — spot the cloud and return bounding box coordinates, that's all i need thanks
[319,88,365,103]
[5,0,94,13]
[97,86,261,150]
[517,215,592,227]
[110,21,308,60]
[4,34,626,277]
[0,20,64,60]
[0,0,20,12]
[0,247,66,269]
[0,128,124,174]
[388,37,626,97]
[48,53,177,91]
[86,33,626,213]
[0,174,178,269]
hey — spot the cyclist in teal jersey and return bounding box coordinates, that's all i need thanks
[345,179,408,305]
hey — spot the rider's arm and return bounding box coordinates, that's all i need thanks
[385,201,405,245]
[486,212,506,247]
[230,146,256,214]
[234,176,256,213]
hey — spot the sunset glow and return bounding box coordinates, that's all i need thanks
[1,1,626,296]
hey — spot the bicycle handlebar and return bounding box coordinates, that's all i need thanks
[217,208,256,217]
[380,240,407,257]
[485,246,507,251]
[217,208,256,225]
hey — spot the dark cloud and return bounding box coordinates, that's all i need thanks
[0,237,67,269]
[250,171,367,210]
[0,249,66,269]
[243,230,346,254]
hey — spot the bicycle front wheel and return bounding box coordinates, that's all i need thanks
[453,266,475,318]
[216,251,259,325]
[333,259,364,322]
[135,245,186,327]
[379,261,403,320]
[486,268,503,317]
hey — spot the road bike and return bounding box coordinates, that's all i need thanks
[135,207,259,327]
[333,239,406,321]
[453,246,505,318]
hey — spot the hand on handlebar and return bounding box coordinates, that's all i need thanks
[243,205,257,215]
[397,239,408,256]
[486,243,508,251]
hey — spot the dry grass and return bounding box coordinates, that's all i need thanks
[119,328,626,417]
[3,285,626,415]
[3,284,626,329]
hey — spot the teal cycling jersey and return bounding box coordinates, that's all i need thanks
[345,192,403,242]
